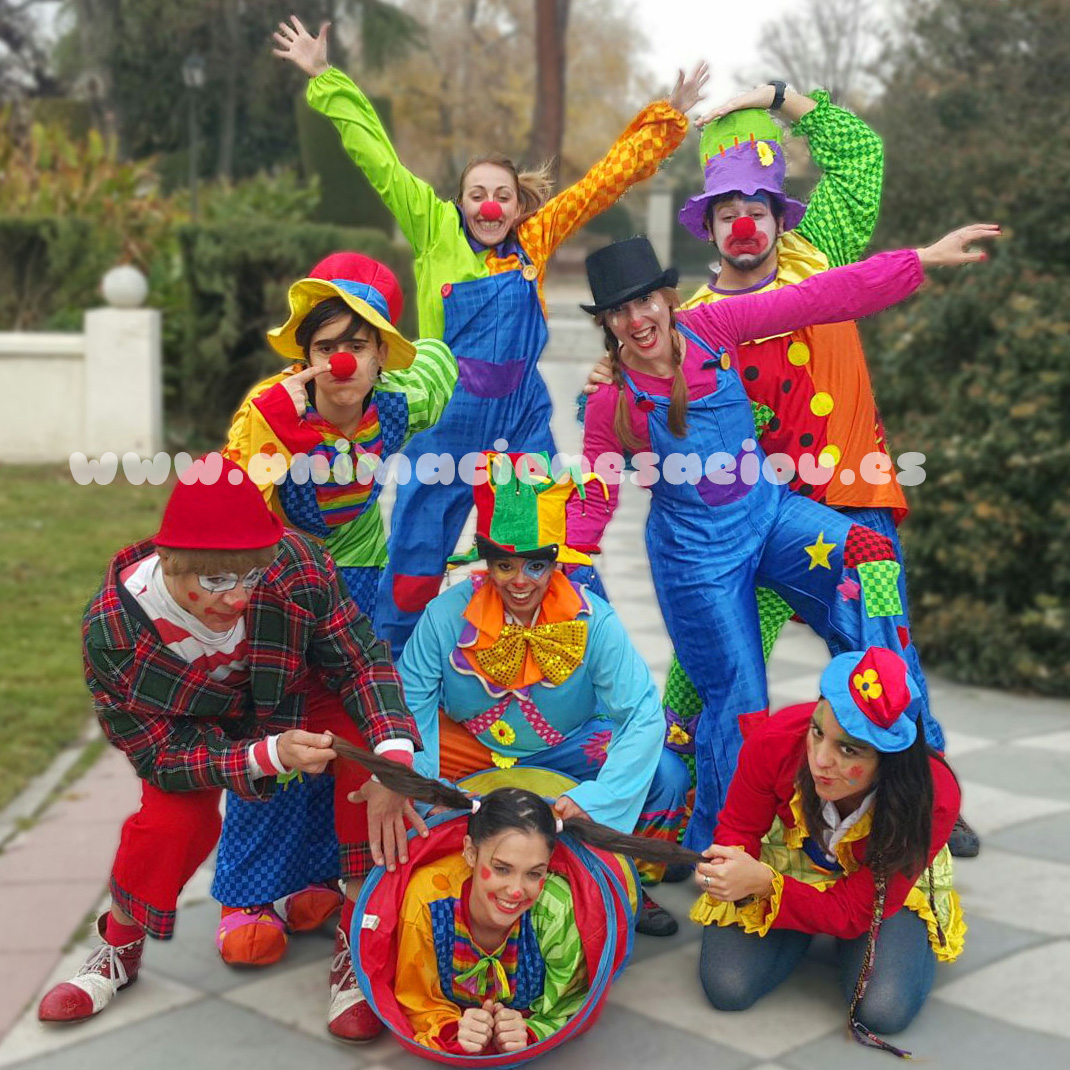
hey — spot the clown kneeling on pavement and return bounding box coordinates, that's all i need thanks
[396,451,690,936]
[37,459,427,1042]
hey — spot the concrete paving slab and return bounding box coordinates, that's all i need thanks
[781,999,1070,1069]
[935,941,1070,1040]
[1,998,362,1070]
[929,914,1048,988]
[950,779,1070,837]
[952,746,1070,803]
[608,941,842,1059]
[953,848,1070,936]
[986,810,1070,866]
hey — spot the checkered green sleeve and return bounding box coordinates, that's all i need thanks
[793,90,884,267]
[380,338,458,439]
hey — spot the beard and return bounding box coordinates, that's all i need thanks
[719,246,777,273]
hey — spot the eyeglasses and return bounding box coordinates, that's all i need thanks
[197,568,267,593]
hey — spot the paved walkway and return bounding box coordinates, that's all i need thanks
[1,334,1068,1068]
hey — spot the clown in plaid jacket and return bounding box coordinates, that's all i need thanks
[83,531,419,797]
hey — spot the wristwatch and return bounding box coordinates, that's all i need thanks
[767,80,787,111]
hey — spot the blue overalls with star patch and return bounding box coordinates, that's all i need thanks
[624,323,912,851]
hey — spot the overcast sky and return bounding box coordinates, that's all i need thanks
[632,0,800,105]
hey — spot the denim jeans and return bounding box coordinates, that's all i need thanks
[698,908,936,1034]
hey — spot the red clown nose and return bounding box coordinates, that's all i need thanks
[329,352,357,379]
[478,201,504,222]
[731,215,757,239]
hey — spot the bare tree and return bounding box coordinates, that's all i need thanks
[528,0,569,180]
[0,0,64,99]
[742,0,891,105]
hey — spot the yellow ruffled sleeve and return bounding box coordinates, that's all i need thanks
[689,869,785,938]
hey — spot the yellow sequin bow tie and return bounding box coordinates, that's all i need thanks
[473,621,588,687]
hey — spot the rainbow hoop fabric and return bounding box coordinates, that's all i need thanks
[351,768,638,1066]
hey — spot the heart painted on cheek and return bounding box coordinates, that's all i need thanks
[479,865,492,881]
[188,591,199,602]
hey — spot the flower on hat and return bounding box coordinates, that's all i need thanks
[852,668,883,701]
[756,141,776,167]
[488,720,516,746]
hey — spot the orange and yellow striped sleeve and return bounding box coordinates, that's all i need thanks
[518,101,687,269]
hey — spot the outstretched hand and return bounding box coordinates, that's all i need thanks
[272,14,331,78]
[668,61,710,116]
[917,223,1001,269]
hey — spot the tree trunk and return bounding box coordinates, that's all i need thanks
[528,0,569,179]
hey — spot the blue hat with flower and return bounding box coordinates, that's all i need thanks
[819,648,922,753]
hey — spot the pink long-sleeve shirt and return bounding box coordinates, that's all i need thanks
[567,249,924,550]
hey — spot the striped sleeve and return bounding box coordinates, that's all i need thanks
[526,874,588,1041]
[381,337,459,438]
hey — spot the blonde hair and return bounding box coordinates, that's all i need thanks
[595,289,689,449]
[156,544,279,577]
[457,153,555,226]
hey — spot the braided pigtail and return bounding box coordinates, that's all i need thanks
[595,316,642,453]
[666,306,690,439]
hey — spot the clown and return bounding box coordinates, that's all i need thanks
[693,647,964,1058]
[273,15,706,651]
[568,226,996,848]
[397,452,691,937]
[214,253,456,973]
[36,461,425,1043]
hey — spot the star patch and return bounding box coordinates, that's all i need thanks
[804,531,837,570]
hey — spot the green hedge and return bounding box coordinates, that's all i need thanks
[862,259,1070,695]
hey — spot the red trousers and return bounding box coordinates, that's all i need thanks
[110,691,373,940]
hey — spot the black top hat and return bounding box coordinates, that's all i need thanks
[580,236,680,315]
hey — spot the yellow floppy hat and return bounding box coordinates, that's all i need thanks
[266,252,416,372]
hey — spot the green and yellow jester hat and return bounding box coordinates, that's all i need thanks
[448,452,608,567]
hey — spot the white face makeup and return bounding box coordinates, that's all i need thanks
[604,291,675,370]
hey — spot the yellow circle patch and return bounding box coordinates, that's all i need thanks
[787,341,811,366]
[810,392,834,417]
[720,352,731,370]
[818,444,842,468]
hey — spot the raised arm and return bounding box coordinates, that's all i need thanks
[274,16,451,256]
[379,338,459,440]
[517,64,704,267]
[793,90,884,266]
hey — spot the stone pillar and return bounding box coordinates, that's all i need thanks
[645,170,674,267]
[83,266,163,456]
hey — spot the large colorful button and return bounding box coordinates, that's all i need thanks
[441,282,453,297]
[720,352,731,370]
[787,341,811,366]
[810,391,834,417]
[521,264,538,282]
[637,398,656,413]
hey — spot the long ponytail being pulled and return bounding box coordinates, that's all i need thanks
[332,740,704,867]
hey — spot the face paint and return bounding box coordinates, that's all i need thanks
[848,764,865,783]
[521,559,550,580]
[480,865,492,881]
[187,591,199,602]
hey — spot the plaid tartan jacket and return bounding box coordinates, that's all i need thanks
[83,532,419,799]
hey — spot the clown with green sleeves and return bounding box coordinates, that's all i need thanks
[273,14,706,654]
[583,84,979,858]
[396,452,691,938]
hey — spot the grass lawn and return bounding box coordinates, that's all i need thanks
[0,465,169,811]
